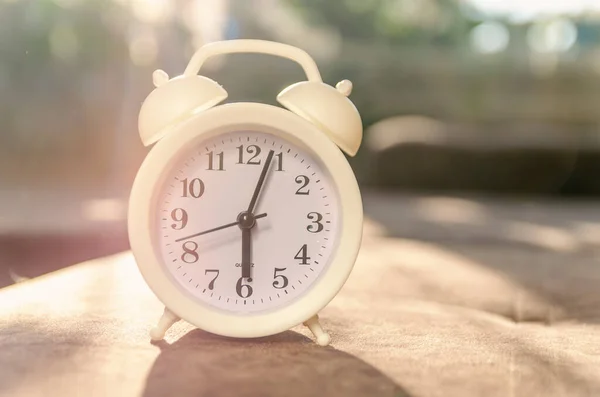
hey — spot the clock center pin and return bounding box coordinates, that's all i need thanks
[237,211,256,229]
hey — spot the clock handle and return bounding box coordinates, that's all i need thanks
[184,40,322,83]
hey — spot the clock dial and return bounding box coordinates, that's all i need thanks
[156,130,340,314]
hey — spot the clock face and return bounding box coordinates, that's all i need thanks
[155,130,340,314]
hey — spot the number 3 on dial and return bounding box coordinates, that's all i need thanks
[307,212,323,233]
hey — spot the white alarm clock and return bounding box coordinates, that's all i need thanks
[128,40,363,346]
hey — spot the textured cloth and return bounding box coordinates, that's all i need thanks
[1,193,600,397]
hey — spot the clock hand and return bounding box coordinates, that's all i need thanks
[247,150,275,213]
[241,228,251,280]
[174,213,267,242]
[242,150,275,279]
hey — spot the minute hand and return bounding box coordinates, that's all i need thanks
[174,213,267,243]
[247,150,275,213]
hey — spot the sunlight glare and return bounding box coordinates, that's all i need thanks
[504,221,579,252]
[528,18,577,53]
[181,0,228,45]
[129,28,158,66]
[131,0,173,25]
[81,199,126,222]
[466,0,600,22]
[414,197,488,226]
[470,21,510,54]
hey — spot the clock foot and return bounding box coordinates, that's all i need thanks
[150,307,180,341]
[303,314,330,346]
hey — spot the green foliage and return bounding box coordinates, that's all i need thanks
[284,0,475,46]
[0,0,189,188]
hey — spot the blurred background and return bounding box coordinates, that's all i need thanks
[2,0,600,287]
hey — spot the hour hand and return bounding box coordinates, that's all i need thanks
[241,228,251,279]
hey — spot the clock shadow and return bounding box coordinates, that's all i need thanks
[142,329,409,397]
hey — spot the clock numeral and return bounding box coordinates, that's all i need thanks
[237,144,261,165]
[181,178,205,198]
[295,175,310,195]
[236,277,253,298]
[205,269,219,290]
[307,212,324,233]
[274,152,284,171]
[181,241,199,263]
[207,151,225,171]
[237,144,284,171]
[272,268,288,289]
[170,208,188,230]
[294,244,311,265]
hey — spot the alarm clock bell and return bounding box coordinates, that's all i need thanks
[138,71,227,147]
[277,80,362,156]
[138,41,362,156]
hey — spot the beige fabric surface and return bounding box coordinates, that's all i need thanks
[1,193,600,397]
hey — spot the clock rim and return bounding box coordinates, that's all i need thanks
[128,102,363,338]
